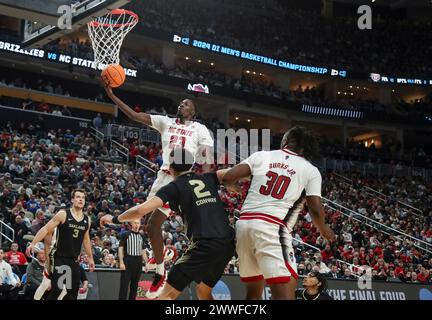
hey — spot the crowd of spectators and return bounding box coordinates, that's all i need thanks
[125,0,432,77]
[3,52,431,124]
[2,19,432,121]
[217,171,432,283]
[2,1,432,124]
[318,137,432,169]
[1,67,431,170]
[37,35,432,119]
[0,121,431,299]
[0,125,162,276]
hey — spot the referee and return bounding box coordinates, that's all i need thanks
[118,220,147,300]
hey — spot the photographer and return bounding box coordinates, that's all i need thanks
[304,251,317,273]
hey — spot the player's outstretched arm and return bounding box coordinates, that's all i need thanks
[216,169,241,193]
[43,232,53,271]
[100,197,164,227]
[102,78,151,126]
[221,163,251,188]
[305,196,335,242]
[26,210,66,257]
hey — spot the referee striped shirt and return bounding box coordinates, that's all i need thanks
[119,231,145,257]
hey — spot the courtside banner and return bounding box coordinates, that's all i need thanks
[86,270,432,301]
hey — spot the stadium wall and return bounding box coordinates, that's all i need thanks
[0,105,91,132]
[85,270,432,301]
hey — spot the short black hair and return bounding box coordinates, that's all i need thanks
[281,126,319,160]
[169,148,194,173]
[309,272,328,293]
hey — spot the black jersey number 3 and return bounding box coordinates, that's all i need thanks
[72,229,79,238]
[259,171,291,200]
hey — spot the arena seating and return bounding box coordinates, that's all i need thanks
[4,118,430,283]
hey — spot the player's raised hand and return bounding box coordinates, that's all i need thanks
[100,76,113,96]
[25,243,35,257]
[100,214,114,228]
[88,258,95,272]
[226,183,242,194]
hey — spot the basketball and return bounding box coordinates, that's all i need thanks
[101,64,126,88]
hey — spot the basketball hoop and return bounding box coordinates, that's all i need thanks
[87,9,138,68]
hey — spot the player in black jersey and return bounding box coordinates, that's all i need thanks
[26,189,95,300]
[101,149,235,300]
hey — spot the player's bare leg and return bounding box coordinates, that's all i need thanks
[196,282,214,300]
[146,209,169,298]
[147,209,167,269]
[269,278,297,300]
[245,279,266,300]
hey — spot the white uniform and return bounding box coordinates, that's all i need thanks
[148,115,214,216]
[236,149,322,283]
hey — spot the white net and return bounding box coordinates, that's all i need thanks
[87,9,138,68]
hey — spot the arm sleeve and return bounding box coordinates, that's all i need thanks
[305,166,322,197]
[240,151,262,174]
[155,182,179,205]
[198,125,214,147]
[149,115,169,133]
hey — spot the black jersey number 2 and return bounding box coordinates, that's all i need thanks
[189,180,211,198]
[258,171,291,200]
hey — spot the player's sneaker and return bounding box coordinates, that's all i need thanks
[145,248,176,271]
[146,271,166,299]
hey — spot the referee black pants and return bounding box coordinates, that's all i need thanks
[119,256,142,300]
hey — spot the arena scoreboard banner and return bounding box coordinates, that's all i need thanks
[2,37,431,87]
[0,40,138,77]
[172,34,348,78]
[370,72,432,86]
[170,34,432,86]
[86,270,432,300]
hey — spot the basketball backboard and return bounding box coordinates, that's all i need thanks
[0,0,133,48]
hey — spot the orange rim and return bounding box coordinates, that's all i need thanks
[88,9,139,28]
